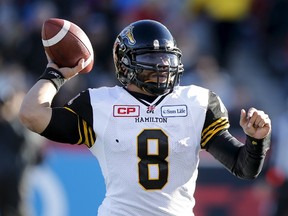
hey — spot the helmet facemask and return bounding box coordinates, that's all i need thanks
[131,51,183,95]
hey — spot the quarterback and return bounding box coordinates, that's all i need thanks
[19,20,271,216]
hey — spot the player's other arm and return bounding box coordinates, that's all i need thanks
[19,59,84,134]
[201,91,271,179]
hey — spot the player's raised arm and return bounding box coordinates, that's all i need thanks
[19,18,93,134]
[18,59,84,134]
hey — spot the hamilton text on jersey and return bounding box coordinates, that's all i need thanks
[135,117,168,123]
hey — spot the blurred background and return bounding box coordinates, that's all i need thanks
[1,0,288,215]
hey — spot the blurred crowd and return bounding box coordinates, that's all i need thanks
[0,0,287,114]
[0,0,288,215]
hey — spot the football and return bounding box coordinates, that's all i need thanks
[41,18,94,73]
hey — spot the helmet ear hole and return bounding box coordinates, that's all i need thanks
[122,57,129,66]
[119,44,126,52]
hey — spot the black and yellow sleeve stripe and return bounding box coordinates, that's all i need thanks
[201,117,230,148]
[64,107,96,148]
[76,116,96,148]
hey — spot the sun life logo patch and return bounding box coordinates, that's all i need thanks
[161,105,187,117]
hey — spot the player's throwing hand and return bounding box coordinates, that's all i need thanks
[45,52,85,80]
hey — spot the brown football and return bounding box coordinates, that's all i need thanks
[41,18,94,73]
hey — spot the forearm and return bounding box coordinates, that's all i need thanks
[19,80,57,134]
[232,135,270,179]
[206,130,270,179]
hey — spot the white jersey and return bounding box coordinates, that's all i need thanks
[66,85,229,216]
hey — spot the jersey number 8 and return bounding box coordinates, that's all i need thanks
[137,129,169,190]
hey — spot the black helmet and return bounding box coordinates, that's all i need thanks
[113,19,184,95]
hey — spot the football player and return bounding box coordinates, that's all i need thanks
[19,19,271,216]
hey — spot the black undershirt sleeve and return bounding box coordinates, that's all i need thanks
[40,90,96,147]
[41,107,80,144]
[206,130,271,179]
[200,90,271,179]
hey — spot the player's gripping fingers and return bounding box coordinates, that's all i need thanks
[55,58,85,80]
[72,58,85,74]
[45,51,53,64]
[45,48,85,80]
